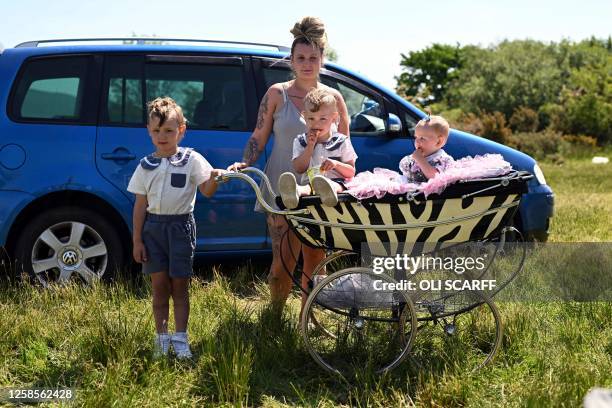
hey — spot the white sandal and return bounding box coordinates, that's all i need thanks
[312,175,339,207]
[278,172,300,209]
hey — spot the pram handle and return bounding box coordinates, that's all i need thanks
[215,167,310,216]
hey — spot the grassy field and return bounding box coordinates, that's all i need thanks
[542,146,612,242]
[0,151,611,407]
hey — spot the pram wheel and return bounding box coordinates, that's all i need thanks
[301,267,417,377]
[308,251,360,333]
[411,289,502,373]
[310,251,361,286]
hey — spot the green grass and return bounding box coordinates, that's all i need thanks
[542,146,612,242]
[1,151,611,407]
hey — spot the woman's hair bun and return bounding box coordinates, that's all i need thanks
[290,16,327,52]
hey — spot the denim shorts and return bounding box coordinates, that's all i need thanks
[141,213,196,278]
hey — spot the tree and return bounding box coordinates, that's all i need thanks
[325,46,339,62]
[557,41,612,144]
[398,38,611,144]
[395,43,463,106]
[446,40,563,117]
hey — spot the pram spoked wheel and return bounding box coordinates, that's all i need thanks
[301,267,418,377]
[307,251,361,338]
[311,251,361,278]
[410,288,502,373]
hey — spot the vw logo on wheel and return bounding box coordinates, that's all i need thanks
[61,250,79,266]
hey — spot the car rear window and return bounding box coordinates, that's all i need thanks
[9,56,93,123]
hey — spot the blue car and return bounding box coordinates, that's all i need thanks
[0,39,554,285]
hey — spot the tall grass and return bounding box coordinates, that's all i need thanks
[0,153,610,407]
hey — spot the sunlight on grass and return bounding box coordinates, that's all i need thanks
[0,153,611,406]
[541,151,612,242]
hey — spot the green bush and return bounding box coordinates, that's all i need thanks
[537,103,564,131]
[510,106,540,132]
[560,134,600,158]
[456,111,512,144]
[481,111,512,143]
[397,38,612,145]
[429,104,465,129]
[506,130,569,160]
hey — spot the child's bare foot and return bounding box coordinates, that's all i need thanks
[312,176,339,207]
[278,172,299,209]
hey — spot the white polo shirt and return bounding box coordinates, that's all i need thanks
[292,132,358,184]
[127,147,212,215]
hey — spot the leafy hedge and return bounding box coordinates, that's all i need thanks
[397,38,611,145]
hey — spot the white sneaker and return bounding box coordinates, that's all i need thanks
[153,333,170,359]
[278,172,299,209]
[171,332,193,359]
[312,176,338,207]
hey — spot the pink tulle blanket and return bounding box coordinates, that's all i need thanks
[344,154,512,200]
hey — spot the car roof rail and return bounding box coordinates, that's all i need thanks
[15,38,290,52]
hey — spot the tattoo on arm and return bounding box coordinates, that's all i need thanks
[243,138,261,165]
[256,93,269,130]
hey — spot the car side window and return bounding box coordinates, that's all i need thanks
[9,56,91,123]
[146,63,247,131]
[321,78,385,135]
[103,56,144,125]
[262,65,386,136]
[263,66,293,88]
[403,111,419,138]
[102,57,248,131]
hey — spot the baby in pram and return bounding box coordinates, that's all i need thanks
[399,115,454,183]
[344,114,512,200]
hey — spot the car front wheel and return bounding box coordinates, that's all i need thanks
[14,207,125,286]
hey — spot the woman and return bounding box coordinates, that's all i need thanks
[229,16,350,312]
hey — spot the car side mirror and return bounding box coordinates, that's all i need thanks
[387,113,402,135]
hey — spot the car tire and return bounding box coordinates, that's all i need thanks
[14,207,125,286]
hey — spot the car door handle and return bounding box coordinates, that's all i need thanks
[101,152,136,161]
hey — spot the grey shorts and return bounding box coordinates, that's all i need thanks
[142,213,196,278]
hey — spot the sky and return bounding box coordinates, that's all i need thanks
[1,0,610,89]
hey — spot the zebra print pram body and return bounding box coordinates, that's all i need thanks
[215,168,531,376]
[279,171,531,257]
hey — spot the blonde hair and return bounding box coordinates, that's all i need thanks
[416,115,450,141]
[304,88,337,112]
[147,96,186,127]
[290,16,327,55]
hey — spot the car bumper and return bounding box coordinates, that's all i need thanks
[519,183,555,241]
